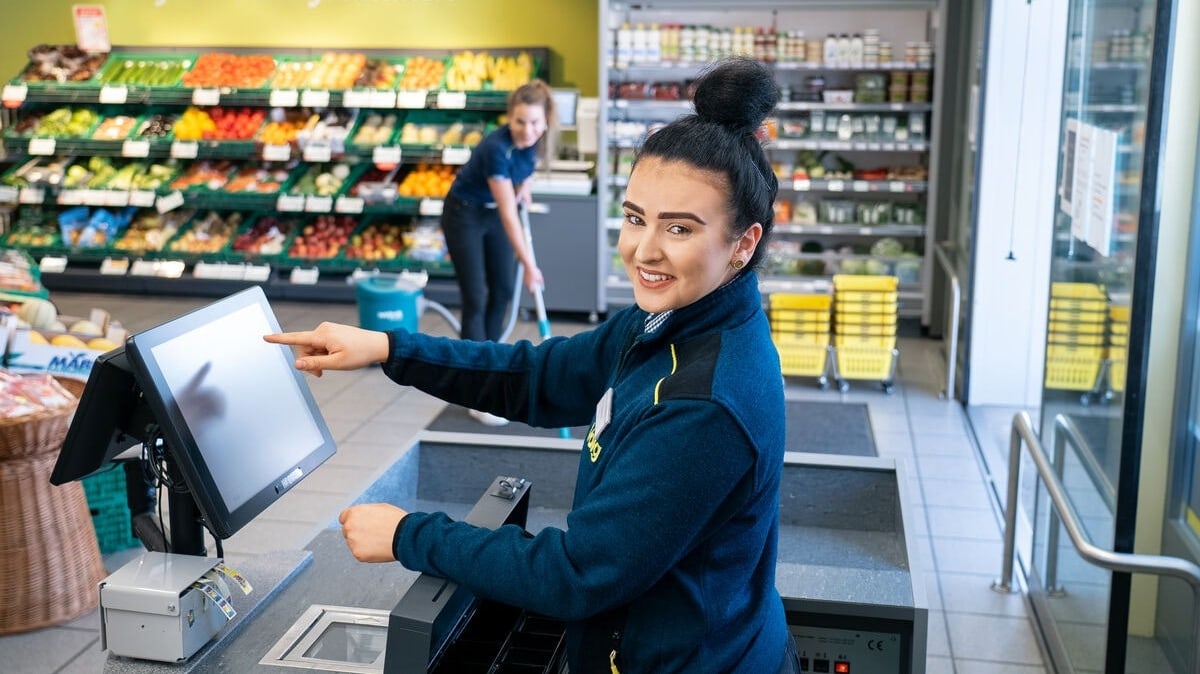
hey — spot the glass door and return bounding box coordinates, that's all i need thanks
[1158,111,1200,673]
[1032,0,1174,671]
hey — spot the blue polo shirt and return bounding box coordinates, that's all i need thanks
[447,126,537,205]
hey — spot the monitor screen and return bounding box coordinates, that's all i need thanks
[125,286,335,540]
[51,346,151,485]
[552,88,578,128]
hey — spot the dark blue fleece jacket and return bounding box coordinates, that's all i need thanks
[382,270,787,673]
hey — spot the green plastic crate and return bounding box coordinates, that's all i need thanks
[81,468,140,555]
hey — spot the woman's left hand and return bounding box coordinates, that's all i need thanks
[338,503,410,563]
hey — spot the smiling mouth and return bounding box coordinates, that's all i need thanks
[638,268,673,284]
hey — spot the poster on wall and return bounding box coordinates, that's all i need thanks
[1061,118,1120,257]
[72,4,111,53]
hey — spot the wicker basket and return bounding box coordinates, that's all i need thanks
[0,376,106,635]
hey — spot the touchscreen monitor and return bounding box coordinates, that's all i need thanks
[125,286,335,539]
[51,347,149,485]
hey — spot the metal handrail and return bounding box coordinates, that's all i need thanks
[995,411,1200,671]
[933,241,960,400]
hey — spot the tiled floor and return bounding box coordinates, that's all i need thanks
[0,291,1050,673]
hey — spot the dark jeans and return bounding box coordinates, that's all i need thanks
[441,195,518,342]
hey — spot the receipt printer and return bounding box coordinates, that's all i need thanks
[99,552,228,662]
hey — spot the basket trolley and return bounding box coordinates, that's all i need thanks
[768,292,833,389]
[1043,282,1108,404]
[831,275,900,393]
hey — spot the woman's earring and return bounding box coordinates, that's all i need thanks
[731,258,745,270]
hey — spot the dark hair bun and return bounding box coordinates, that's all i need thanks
[692,57,779,134]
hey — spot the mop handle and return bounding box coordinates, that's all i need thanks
[520,205,552,340]
[520,204,570,440]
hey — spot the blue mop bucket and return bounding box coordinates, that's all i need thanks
[355,273,423,332]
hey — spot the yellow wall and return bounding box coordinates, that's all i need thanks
[0,0,599,94]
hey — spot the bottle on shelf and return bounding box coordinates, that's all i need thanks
[647,23,661,64]
[680,24,695,63]
[696,24,711,62]
[632,22,647,64]
[837,34,852,68]
[719,27,733,59]
[824,34,839,67]
[616,22,632,68]
[850,34,864,68]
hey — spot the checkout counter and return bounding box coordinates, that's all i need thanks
[97,430,928,674]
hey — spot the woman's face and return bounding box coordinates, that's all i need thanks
[619,157,761,314]
[508,102,547,149]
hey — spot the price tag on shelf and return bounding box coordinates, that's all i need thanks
[882,143,897,152]
[57,190,84,205]
[852,180,870,192]
[368,90,396,108]
[38,256,68,274]
[80,189,107,205]
[129,190,157,207]
[859,227,874,236]
[396,89,427,109]
[889,103,905,112]
[99,85,128,104]
[269,89,300,107]
[335,196,364,214]
[131,259,185,278]
[289,267,320,285]
[441,147,471,165]
[276,194,305,212]
[121,139,151,158]
[301,89,331,108]
[28,137,56,156]
[342,89,371,108]
[191,261,223,280]
[896,143,910,152]
[889,181,907,193]
[305,195,333,213]
[418,198,444,217]
[156,190,185,213]
[19,187,45,204]
[436,91,467,110]
[866,142,882,151]
[262,143,292,162]
[2,83,28,107]
[170,140,199,159]
[792,179,811,192]
[827,180,845,192]
[245,264,271,283]
[372,145,401,169]
[100,257,129,276]
[0,185,18,203]
[192,87,221,106]
[104,190,130,207]
[302,142,332,163]
[158,260,186,278]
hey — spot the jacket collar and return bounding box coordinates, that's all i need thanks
[636,271,762,345]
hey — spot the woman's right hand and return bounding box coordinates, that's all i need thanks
[264,321,390,377]
[524,263,545,294]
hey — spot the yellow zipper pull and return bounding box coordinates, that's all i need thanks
[610,649,621,674]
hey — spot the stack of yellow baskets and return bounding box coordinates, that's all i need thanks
[1107,303,1131,395]
[832,274,899,393]
[768,292,833,389]
[1044,282,1107,395]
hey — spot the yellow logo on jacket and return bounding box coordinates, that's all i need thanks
[587,423,602,462]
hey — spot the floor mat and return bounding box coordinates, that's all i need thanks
[426,405,589,439]
[429,400,877,457]
[787,400,877,456]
